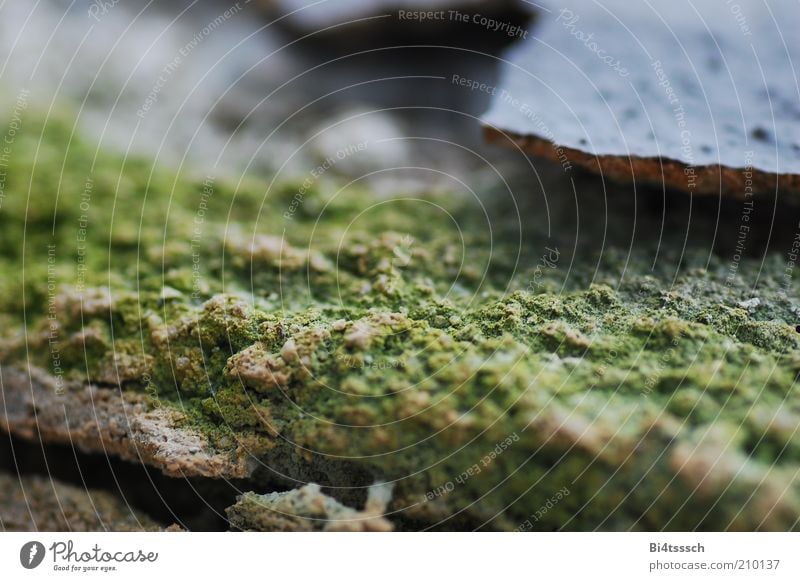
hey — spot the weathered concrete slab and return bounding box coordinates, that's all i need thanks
[0,366,256,480]
[227,482,394,531]
[483,0,800,197]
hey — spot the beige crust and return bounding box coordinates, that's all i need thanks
[0,366,252,479]
[484,126,800,200]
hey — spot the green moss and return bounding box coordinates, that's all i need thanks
[1,113,799,530]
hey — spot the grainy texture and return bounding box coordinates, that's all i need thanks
[0,115,799,530]
[228,482,394,531]
[0,472,165,531]
[0,366,259,479]
[482,0,800,197]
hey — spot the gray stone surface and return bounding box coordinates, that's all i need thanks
[483,0,800,194]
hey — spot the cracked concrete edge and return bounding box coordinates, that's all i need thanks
[484,126,800,199]
[227,482,395,532]
[0,365,252,480]
[0,471,178,532]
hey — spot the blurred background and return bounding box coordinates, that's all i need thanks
[2,0,788,261]
[0,0,534,192]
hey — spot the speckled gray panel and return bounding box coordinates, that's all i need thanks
[482,0,800,192]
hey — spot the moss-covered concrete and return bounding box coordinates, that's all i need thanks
[1,114,799,530]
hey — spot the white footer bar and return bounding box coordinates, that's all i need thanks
[1,532,797,580]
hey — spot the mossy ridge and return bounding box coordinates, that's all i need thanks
[0,114,799,530]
